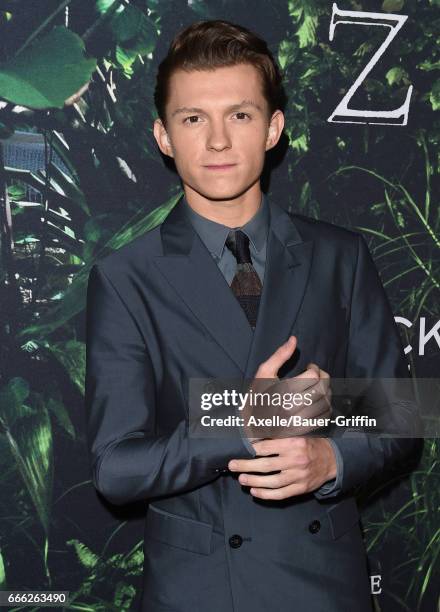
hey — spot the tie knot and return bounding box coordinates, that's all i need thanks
[225,229,252,264]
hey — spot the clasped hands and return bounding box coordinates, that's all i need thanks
[227,335,337,500]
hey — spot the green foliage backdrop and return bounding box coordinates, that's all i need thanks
[0,1,438,610]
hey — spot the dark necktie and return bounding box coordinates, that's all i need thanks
[224,229,262,329]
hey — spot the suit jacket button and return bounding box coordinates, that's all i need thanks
[308,520,321,534]
[229,534,243,548]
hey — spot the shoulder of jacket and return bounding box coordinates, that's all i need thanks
[92,223,162,276]
[287,211,361,243]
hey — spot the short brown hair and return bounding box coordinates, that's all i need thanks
[154,19,285,127]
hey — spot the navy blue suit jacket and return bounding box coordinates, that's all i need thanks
[85,195,421,611]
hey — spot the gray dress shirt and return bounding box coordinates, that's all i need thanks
[182,193,343,496]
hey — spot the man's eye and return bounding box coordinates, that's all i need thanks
[183,116,201,124]
[234,112,251,120]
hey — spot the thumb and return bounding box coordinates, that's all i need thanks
[256,335,297,378]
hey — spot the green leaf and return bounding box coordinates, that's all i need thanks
[278,40,297,71]
[125,549,144,571]
[114,582,137,609]
[354,42,373,58]
[46,397,75,439]
[296,14,318,48]
[0,377,31,427]
[418,60,440,72]
[288,0,318,49]
[115,45,136,77]
[7,183,26,201]
[46,163,89,215]
[67,540,99,570]
[285,125,309,153]
[111,5,157,56]
[386,67,409,86]
[299,64,320,83]
[382,0,404,11]
[0,26,97,109]
[0,548,6,589]
[2,377,29,405]
[84,217,105,244]
[47,340,85,395]
[96,0,125,14]
[429,79,440,111]
[14,235,40,244]
[396,210,405,228]
[298,181,311,212]
[6,400,53,533]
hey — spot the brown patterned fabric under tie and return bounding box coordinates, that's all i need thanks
[224,229,262,329]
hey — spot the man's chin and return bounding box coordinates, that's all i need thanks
[186,183,254,203]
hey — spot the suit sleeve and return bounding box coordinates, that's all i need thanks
[84,264,255,506]
[323,234,423,497]
[313,439,344,499]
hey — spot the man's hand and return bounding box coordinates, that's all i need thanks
[228,436,337,499]
[229,335,337,499]
[242,335,332,440]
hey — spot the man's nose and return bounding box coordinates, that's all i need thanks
[206,120,232,151]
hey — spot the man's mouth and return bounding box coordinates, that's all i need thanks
[203,164,237,170]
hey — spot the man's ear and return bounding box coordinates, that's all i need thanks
[153,118,174,158]
[265,110,285,151]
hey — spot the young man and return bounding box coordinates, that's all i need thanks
[85,20,421,612]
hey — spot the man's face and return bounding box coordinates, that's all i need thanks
[153,63,284,202]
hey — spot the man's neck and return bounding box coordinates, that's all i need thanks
[183,183,262,228]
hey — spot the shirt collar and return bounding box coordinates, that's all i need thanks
[182,192,269,259]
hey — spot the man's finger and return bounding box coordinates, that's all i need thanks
[295,394,332,419]
[228,455,284,473]
[261,371,317,399]
[302,373,331,398]
[250,482,306,500]
[255,335,297,378]
[305,362,321,377]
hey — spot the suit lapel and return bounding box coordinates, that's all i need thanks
[243,202,314,379]
[154,196,253,372]
[154,195,314,378]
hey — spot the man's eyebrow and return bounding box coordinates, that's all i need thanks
[171,99,263,117]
